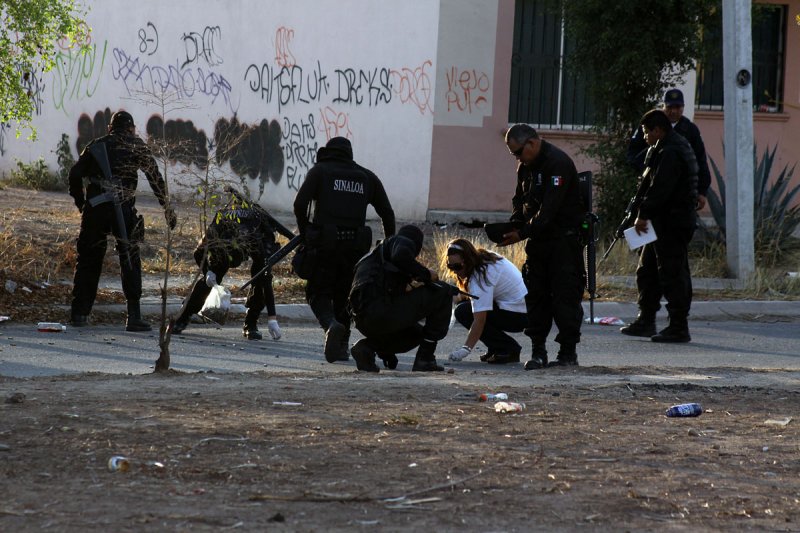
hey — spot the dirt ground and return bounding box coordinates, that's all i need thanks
[1,370,799,531]
[1,186,799,531]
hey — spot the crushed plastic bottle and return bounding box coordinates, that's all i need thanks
[479,392,508,402]
[494,401,525,413]
[665,403,703,417]
[37,322,66,332]
[107,455,131,472]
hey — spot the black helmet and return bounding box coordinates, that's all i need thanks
[110,110,135,130]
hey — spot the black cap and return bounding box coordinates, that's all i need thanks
[397,225,424,255]
[664,89,684,107]
[110,110,135,130]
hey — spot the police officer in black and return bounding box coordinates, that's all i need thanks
[620,109,698,343]
[293,137,395,362]
[68,110,176,331]
[500,124,585,369]
[627,89,711,209]
[172,192,282,340]
[349,225,451,372]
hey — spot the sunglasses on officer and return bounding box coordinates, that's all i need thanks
[509,137,532,158]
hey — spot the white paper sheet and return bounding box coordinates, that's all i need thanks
[624,220,657,250]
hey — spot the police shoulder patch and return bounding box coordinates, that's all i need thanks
[552,176,562,187]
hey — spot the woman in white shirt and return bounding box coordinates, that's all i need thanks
[444,238,528,364]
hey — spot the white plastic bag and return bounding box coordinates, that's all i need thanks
[200,284,231,324]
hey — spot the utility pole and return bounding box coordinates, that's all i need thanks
[722,0,755,279]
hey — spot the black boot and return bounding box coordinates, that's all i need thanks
[524,343,548,370]
[171,317,189,334]
[651,315,691,343]
[70,313,89,327]
[412,339,444,372]
[125,301,152,332]
[377,351,398,370]
[351,339,380,372]
[324,320,349,362]
[242,322,263,340]
[620,312,656,337]
[549,343,579,367]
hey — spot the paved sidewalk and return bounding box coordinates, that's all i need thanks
[64,274,800,322]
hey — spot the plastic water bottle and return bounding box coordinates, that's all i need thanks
[665,403,703,417]
[479,392,508,402]
[494,401,525,413]
[37,322,66,332]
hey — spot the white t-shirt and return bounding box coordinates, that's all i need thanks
[467,257,527,314]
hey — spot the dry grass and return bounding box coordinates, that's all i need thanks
[1,185,798,308]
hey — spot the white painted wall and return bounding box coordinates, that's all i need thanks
[1,0,441,220]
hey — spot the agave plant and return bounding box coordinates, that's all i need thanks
[705,144,800,265]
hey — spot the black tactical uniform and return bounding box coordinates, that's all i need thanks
[511,140,585,366]
[68,111,175,331]
[349,225,451,372]
[293,137,395,362]
[627,115,710,199]
[172,196,280,340]
[626,129,698,342]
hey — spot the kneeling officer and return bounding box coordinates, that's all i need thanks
[348,225,451,372]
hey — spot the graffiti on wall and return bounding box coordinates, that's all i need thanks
[141,114,286,198]
[0,122,10,156]
[52,41,108,114]
[76,109,113,154]
[445,66,490,114]
[18,67,46,116]
[282,113,318,191]
[110,23,237,114]
[389,60,433,116]
[181,26,223,68]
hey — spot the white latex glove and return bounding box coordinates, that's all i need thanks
[205,271,218,288]
[449,345,472,361]
[267,319,282,340]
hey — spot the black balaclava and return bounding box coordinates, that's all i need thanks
[397,225,424,255]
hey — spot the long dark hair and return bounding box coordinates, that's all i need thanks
[443,238,500,293]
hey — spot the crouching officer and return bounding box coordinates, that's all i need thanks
[293,137,395,362]
[348,225,451,372]
[172,193,282,340]
[68,110,176,331]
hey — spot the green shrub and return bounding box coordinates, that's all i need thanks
[55,133,75,184]
[704,144,800,266]
[7,158,67,191]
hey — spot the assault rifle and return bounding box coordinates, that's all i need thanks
[87,142,133,270]
[427,280,479,300]
[600,162,653,264]
[240,234,303,290]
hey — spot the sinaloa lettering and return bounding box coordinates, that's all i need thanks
[333,179,364,194]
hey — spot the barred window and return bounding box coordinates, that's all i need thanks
[696,4,786,112]
[508,0,594,129]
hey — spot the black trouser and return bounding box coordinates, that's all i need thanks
[635,225,694,321]
[71,202,140,315]
[353,283,452,354]
[176,255,275,326]
[522,233,585,346]
[305,242,365,331]
[454,301,528,354]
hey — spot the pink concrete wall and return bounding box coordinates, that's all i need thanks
[428,0,516,213]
